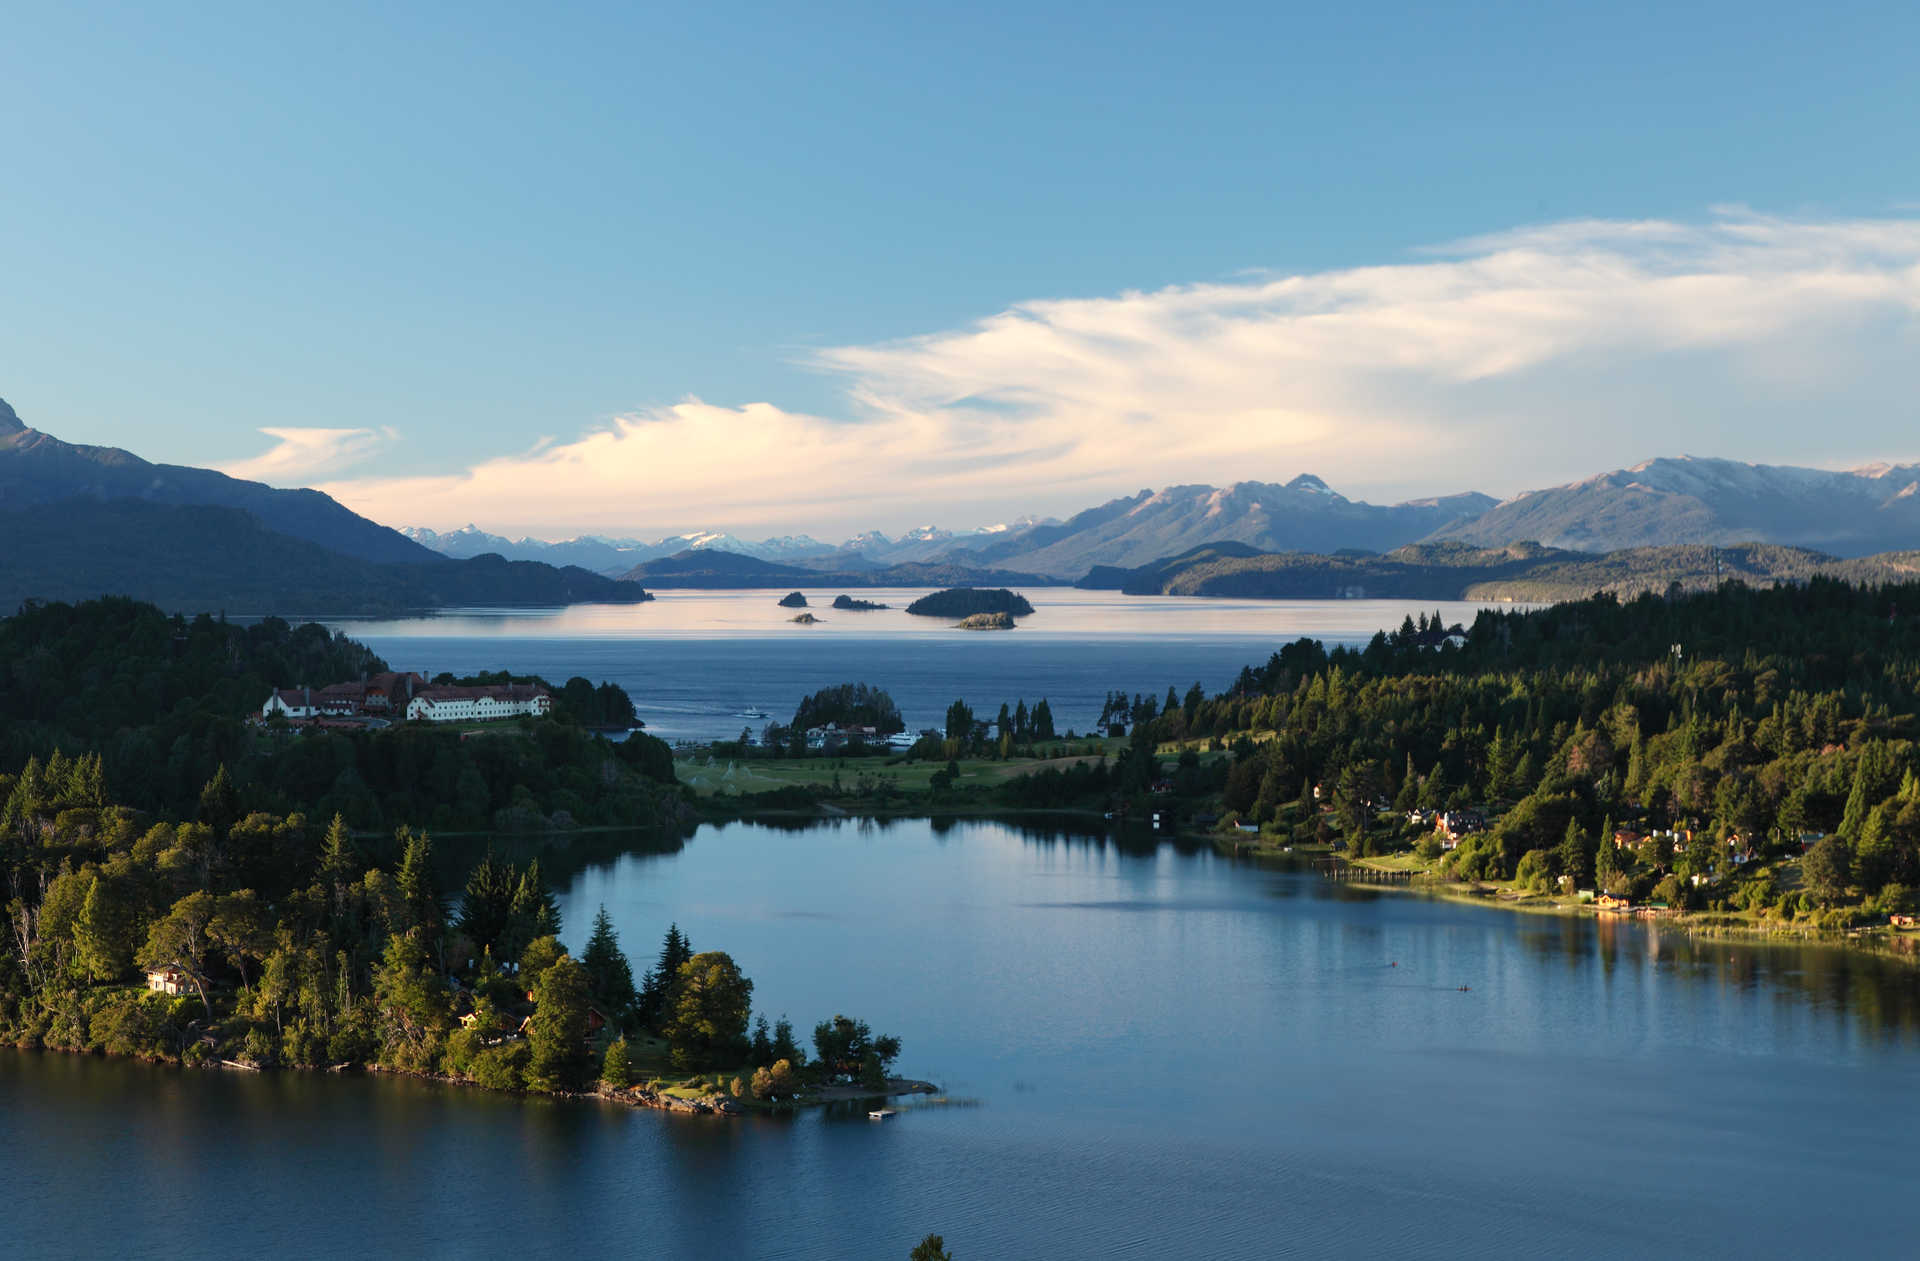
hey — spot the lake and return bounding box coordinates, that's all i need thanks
[323,590,1517,742]
[8,817,1919,1258]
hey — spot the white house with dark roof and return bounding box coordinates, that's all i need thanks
[405,683,551,723]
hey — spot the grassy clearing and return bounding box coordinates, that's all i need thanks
[673,744,1131,799]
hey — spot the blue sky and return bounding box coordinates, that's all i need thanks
[3,1,1917,538]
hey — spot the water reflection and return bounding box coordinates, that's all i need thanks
[10,817,1920,1260]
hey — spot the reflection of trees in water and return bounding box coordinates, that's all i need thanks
[434,823,696,894]
[1550,914,1920,1043]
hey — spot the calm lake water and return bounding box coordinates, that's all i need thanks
[9,818,1919,1258]
[323,590,1516,742]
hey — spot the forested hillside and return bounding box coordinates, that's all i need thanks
[1126,579,1920,922]
[1080,539,1920,601]
[0,597,680,829]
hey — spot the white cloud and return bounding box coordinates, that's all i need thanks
[320,210,1920,538]
[221,426,396,484]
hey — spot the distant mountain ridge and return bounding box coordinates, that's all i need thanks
[415,455,1920,580]
[401,524,842,574]
[0,499,650,614]
[1432,456,1920,556]
[1079,538,1920,602]
[409,479,1496,578]
[618,548,1056,590]
[0,398,439,566]
[939,478,1498,576]
[0,398,649,614]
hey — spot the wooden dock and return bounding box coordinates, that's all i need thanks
[1317,858,1419,884]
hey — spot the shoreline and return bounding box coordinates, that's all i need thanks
[704,800,1920,967]
[8,1044,941,1116]
[1283,848,1920,966]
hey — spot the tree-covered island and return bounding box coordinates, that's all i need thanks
[903,588,1034,618]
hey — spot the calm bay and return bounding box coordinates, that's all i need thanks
[7,817,1919,1258]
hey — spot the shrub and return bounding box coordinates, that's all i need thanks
[602,1038,632,1089]
[471,1042,529,1091]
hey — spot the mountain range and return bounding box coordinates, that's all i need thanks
[0,399,647,614]
[409,457,1920,579]
[399,517,1055,576]
[1435,457,1920,557]
[615,549,1054,590]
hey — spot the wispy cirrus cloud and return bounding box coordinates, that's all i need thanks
[221,426,397,484]
[318,210,1920,537]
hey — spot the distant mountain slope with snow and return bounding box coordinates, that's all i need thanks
[939,478,1498,576]
[1432,457,1920,555]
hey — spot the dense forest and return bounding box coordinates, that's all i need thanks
[0,597,680,829]
[1116,579,1920,923]
[0,769,897,1099]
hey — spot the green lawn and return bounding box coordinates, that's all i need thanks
[673,745,1127,798]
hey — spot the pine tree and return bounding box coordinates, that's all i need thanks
[74,875,125,982]
[638,923,693,1032]
[1556,819,1591,888]
[394,826,442,940]
[1596,822,1620,885]
[771,1015,802,1065]
[582,904,637,1022]
[456,852,513,955]
[198,765,241,838]
[319,814,356,889]
[510,859,562,945]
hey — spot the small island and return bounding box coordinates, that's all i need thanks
[789,612,819,624]
[905,587,1034,618]
[831,594,889,611]
[777,591,808,608]
[956,612,1016,630]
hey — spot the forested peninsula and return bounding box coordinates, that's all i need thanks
[0,597,916,1108]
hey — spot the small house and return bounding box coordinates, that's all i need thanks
[146,965,191,996]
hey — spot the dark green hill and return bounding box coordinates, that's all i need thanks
[0,397,438,565]
[904,588,1035,618]
[1075,538,1906,602]
[0,499,651,614]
